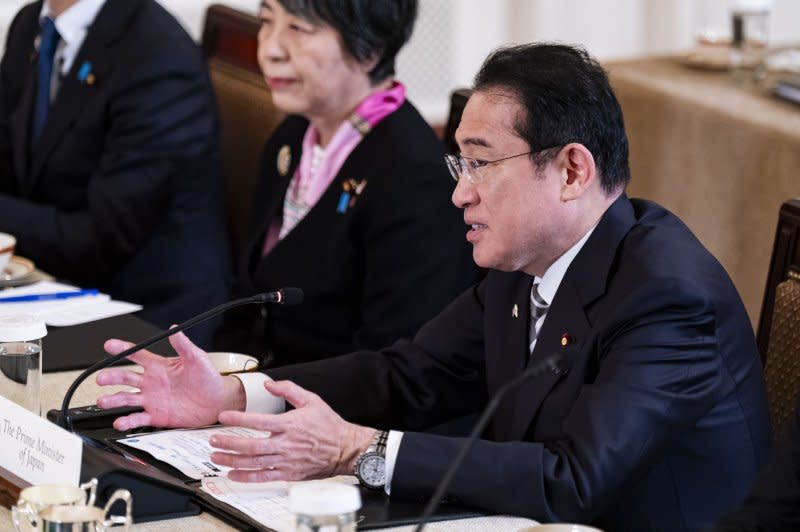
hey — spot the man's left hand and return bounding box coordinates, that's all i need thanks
[209,379,376,482]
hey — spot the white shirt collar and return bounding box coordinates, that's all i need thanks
[40,0,107,75]
[534,224,597,306]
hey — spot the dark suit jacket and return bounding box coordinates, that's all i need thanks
[271,196,772,531]
[715,398,800,532]
[215,103,478,365]
[0,0,230,346]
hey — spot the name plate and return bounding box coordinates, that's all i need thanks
[0,395,82,486]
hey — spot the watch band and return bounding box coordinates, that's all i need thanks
[370,429,388,457]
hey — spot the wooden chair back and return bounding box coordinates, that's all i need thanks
[758,198,800,437]
[202,4,284,261]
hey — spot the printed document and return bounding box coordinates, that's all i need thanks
[201,476,358,532]
[116,425,358,531]
[118,425,268,479]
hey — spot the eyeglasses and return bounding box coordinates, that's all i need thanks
[444,146,562,184]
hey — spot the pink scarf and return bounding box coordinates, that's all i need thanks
[263,82,406,255]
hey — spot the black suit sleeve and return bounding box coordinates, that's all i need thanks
[276,276,728,522]
[269,282,488,429]
[715,402,800,532]
[0,56,216,281]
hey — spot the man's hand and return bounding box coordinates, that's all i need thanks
[95,331,246,431]
[209,379,376,482]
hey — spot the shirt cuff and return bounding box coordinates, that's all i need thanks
[231,372,285,414]
[384,430,403,495]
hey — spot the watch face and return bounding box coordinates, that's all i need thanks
[357,452,386,488]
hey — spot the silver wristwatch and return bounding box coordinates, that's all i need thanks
[354,430,388,490]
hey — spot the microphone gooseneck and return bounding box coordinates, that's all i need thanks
[414,351,566,532]
[56,287,303,430]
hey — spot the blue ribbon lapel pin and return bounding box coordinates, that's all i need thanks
[77,61,96,85]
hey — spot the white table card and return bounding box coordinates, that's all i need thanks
[0,395,82,486]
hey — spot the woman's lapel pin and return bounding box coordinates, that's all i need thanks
[337,180,352,214]
[277,145,291,176]
[337,178,368,214]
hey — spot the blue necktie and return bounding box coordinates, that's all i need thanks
[32,17,60,143]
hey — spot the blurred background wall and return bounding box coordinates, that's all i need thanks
[1,0,798,123]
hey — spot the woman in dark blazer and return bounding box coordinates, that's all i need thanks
[215,0,477,365]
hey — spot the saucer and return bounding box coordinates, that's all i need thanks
[0,256,35,287]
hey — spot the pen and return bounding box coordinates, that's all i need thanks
[0,288,99,303]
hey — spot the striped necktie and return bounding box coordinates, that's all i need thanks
[32,16,60,143]
[529,281,550,352]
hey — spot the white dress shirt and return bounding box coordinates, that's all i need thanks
[234,223,597,494]
[40,0,106,99]
[528,225,596,353]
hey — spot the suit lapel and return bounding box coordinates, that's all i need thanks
[29,51,107,182]
[250,115,382,274]
[506,283,591,441]
[500,195,638,441]
[488,274,535,441]
[244,132,303,275]
[28,0,139,188]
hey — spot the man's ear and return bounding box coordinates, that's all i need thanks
[560,143,597,201]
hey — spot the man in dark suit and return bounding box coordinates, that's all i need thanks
[0,0,230,346]
[96,44,771,531]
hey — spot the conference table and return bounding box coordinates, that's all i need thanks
[0,314,538,531]
[606,55,800,328]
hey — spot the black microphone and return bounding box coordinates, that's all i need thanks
[55,287,303,430]
[414,351,567,531]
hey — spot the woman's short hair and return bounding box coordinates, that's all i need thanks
[277,0,418,84]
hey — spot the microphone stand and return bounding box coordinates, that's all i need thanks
[56,289,301,430]
[414,352,564,531]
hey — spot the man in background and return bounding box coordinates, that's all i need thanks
[0,0,230,346]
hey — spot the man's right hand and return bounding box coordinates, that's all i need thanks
[95,331,246,431]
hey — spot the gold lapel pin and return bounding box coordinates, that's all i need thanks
[560,333,573,347]
[277,145,291,176]
[512,304,519,318]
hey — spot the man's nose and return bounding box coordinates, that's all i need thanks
[451,176,477,209]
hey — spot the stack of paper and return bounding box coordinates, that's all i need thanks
[0,281,142,326]
[117,427,358,531]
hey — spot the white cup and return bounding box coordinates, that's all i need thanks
[290,482,361,532]
[0,232,16,272]
[11,479,98,532]
[207,351,259,375]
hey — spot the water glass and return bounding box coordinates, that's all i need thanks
[0,315,47,415]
